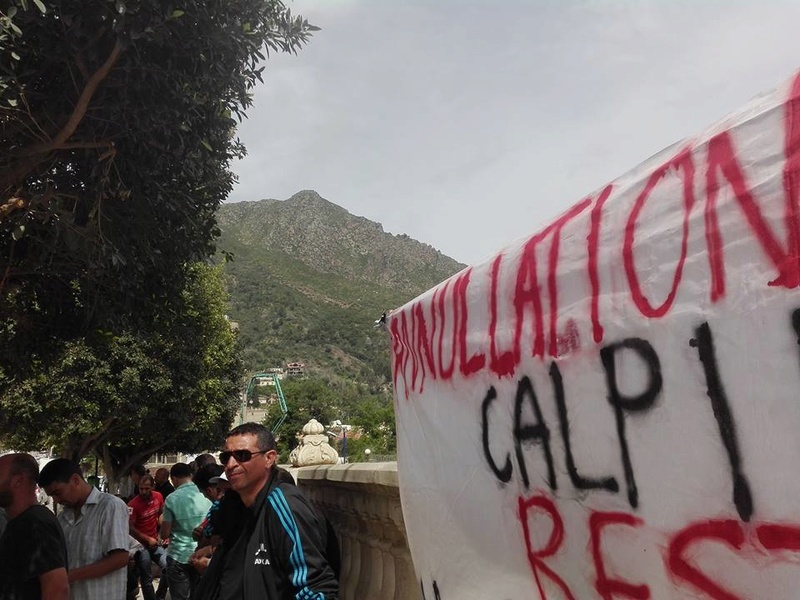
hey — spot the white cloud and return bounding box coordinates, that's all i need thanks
[229,0,800,264]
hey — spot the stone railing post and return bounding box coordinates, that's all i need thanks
[292,463,422,600]
[289,419,338,466]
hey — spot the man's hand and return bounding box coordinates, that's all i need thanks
[189,546,213,574]
[192,524,203,541]
[159,520,173,548]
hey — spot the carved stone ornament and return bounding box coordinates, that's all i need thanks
[290,418,339,467]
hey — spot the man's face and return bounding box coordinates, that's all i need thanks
[0,456,15,508]
[222,433,276,495]
[155,469,169,485]
[43,475,82,508]
[138,479,153,500]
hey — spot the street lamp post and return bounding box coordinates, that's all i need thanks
[329,419,348,464]
[326,426,347,464]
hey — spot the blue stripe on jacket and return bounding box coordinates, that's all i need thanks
[268,487,325,600]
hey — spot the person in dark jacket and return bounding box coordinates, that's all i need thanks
[273,467,340,581]
[153,468,175,500]
[195,422,338,600]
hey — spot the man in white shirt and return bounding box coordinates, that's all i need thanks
[40,458,129,600]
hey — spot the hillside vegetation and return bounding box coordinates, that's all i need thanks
[217,190,464,388]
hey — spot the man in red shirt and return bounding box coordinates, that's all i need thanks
[128,474,168,600]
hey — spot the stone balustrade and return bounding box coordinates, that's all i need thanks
[291,462,421,600]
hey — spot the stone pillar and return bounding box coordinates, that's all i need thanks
[289,419,338,467]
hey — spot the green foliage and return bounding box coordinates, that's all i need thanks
[224,243,396,388]
[0,333,171,454]
[219,192,463,464]
[272,377,396,462]
[276,378,339,458]
[349,395,396,458]
[217,193,465,388]
[1,2,45,106]
[0,263,244,480]
[0,0,314,475]
[1,0,318,347]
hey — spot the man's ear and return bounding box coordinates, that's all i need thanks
[266,449,278,467]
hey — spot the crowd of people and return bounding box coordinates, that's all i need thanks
[0,422,340,599]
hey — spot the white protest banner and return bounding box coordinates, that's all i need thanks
[388,70,800,600]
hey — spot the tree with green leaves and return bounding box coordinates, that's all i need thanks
[0,263,244,484]
[349,394,396,458]
[1,0,317,336]
[276,378,338,457]
[274,377,396,462]
[0,0,313,473]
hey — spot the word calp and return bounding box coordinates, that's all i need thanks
[481,316,772,523]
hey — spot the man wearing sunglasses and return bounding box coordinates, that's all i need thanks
[195,422,338,599]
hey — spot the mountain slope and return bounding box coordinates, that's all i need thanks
[217,190,465,386]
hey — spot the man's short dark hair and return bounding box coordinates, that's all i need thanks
[193,464,224,491]
[226,422,276,452]
[38,458,83,487]
[9,453,39,483]
[193,454,217,471]
[170,462,192,479]
[139,474,155,487]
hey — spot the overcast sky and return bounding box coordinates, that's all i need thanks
[228,0,800,265]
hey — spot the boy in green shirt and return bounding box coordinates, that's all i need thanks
[160,462,212,600]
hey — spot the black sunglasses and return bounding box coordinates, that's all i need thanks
[219,449,268,464]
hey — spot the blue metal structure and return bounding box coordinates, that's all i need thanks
[242,372,289,433]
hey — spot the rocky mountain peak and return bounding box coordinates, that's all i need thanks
[216,191,465,381]
[219,191,463,296]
